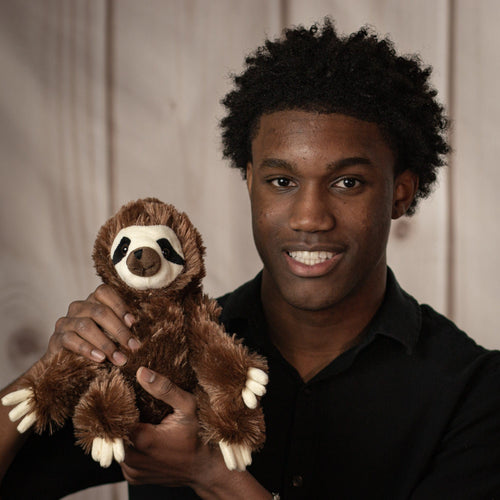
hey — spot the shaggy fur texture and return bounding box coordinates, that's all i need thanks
[14,198,267,460]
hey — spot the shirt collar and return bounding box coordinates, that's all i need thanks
[366,267,421,354]
[218,267,421,354]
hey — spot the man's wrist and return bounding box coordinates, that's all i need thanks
[190,451,271,500]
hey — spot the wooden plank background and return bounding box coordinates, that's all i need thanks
[1,1,498,498]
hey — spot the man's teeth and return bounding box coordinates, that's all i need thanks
[288,251,334,266]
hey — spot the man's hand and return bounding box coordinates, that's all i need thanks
[46,284,141,365]
[120,367,220,488]
[121,368,273,500]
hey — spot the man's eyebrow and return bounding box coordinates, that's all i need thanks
[327,156,373,170]
[259,158,295,171]
[258,156,373,171]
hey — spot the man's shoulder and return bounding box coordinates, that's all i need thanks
[379,269,500,381]
[418,302,492,351]
[415,301,500,378]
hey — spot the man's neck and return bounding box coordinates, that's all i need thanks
[261,268,387,382]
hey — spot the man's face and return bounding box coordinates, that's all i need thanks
[247,110,410,313]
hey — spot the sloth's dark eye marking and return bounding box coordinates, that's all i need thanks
[112,237,131,265]
[157,238,185,266]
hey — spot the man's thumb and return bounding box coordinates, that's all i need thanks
[136,366,192,412]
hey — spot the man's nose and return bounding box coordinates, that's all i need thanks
[289,187,335,232]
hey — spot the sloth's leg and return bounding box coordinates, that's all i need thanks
[2,352,99,434]
[72,369,139,468]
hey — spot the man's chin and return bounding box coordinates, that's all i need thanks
[277,285,344,313]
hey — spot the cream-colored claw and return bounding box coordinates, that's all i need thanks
[91,437,125,468]
[242,367,268,409]
[1,388,37,433]
[247,367,269,386]
[112,438,125,462]
[219,440,252,471]
[1,388,34,406]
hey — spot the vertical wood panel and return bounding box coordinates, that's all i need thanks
[451,0,500,349]
[0,0,124,498]
[285,0,451,313]
[111,0,283,297]
[0,0,108,384]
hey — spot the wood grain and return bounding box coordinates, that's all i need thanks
[451,0,500,349]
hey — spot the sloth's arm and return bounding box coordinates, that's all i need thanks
[186,298,268,471]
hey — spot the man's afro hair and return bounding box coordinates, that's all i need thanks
[220,18,450,215]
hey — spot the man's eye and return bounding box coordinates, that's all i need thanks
[271,177,293,187]
[335,177,360,189]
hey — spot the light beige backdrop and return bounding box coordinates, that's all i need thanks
[1,1,499,498]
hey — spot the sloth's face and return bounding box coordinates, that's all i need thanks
[110,225,185,290]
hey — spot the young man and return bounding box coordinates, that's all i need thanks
[1,19,500,499]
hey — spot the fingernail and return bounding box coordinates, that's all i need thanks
[124,313,135,328]
[128,338,141,350]
[112,351,127,366]
[140,367,156,383]
[90,350,106,362]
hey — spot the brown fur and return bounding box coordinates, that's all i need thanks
[16,198,267,460]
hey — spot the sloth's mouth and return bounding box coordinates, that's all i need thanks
[128,261,161,277]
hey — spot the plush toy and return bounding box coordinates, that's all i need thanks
[2,198,268,471]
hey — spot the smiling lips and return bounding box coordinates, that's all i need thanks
[285,249,343,277]
[288,250,334,266]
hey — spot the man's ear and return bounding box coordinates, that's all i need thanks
[392,170,419,219]
[246,162,254,194]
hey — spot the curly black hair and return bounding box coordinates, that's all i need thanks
[220,18,449,215]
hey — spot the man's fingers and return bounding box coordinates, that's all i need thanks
[75,289,140,351]
[53,318,126,365]
[49,283,142,365]
[93,284,136,330]
[136,367,195,414]
[50,324,105,362]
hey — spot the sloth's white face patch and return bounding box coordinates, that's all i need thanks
[110,225,185,290]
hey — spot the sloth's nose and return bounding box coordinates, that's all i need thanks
[127,247,161,277]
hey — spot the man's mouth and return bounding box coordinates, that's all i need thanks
[284,248,343,278]
[287,250,335,266]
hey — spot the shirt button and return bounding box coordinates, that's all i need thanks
[291,475,303,487]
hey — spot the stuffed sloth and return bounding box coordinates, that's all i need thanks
[2,198,268,471]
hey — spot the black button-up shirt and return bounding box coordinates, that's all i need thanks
[214,269,500,499]
[3,269,500,499]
